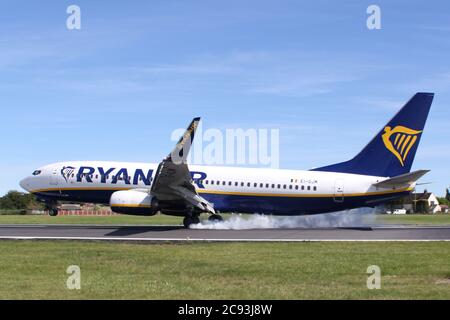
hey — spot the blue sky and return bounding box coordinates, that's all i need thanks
[1,0,449,196]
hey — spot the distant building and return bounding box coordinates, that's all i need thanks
[403,192,441,214]
[57,203,101,211]
[59,203,81,211]
[386,191,442,214]
[440,205,449,214]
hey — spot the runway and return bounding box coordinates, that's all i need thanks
[0,224,450,242]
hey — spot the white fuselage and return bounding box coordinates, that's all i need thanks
[20,161,412,215]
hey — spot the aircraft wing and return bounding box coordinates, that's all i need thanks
[372,169,430,188]
[150,117,215,214]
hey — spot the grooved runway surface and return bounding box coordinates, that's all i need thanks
[1,225,450,241]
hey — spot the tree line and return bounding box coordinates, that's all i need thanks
[0,191,43,210]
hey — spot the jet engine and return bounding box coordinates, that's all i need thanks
[109,190,158,215]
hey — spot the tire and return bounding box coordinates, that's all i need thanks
[48,209,58,216]
[208,214,223,222]
[183,215,200,228]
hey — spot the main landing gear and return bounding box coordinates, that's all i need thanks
[183,215,200,228]
[182,213,224,228]
[208,214,223,223]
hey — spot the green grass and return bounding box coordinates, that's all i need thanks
[0,214,184,225]
[0,209,27,215]
[0,241,448,299]
[0,213,449,225]
[377,214,450,225]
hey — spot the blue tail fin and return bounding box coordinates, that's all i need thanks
[311,92,434,177]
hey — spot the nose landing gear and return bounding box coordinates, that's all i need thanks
[45,201,59,216]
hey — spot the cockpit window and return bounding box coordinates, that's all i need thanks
[32,170,42,176]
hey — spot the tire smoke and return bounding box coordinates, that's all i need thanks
[190,208,377,230]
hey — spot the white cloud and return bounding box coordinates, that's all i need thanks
[350,97,406,110]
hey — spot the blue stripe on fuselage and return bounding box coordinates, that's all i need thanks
[33,189,409,215]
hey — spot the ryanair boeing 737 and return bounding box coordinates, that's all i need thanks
[20,93,434,227]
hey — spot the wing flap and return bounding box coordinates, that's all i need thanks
[171,185,215,213]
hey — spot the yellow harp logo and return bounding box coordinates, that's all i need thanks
[382,126,422,166]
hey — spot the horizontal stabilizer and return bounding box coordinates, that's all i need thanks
[372,169,430,188]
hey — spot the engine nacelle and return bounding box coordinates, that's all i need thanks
[109,190,157,215]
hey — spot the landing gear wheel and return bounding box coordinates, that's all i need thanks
[48,208,59,216]
[183,215,200,228]
[208,214,223,223]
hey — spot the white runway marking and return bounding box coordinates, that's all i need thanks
[0,236,449,242]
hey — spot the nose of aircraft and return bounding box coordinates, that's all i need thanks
[20,177,30,192]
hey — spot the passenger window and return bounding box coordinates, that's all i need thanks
[301,186,305,190]
[254,183,257,187]
[266,183,269,188]
[289,185,292,189]
[283,185,286,189]
[260,183,263,188]
[228,181,232,186]
[313,186,317,191]
[235,182,238,186]
[307,186,311,191]
[241,182,244,187]
[272,184,275,188]
[277,184,281,189]
[205,180,208,184]
[222,181,226,186]
[247,182,251,187]
[211,181,215,185]
[295,185,298,190]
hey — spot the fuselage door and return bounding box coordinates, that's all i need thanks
[50,169,59,186]
[334,179,344,203]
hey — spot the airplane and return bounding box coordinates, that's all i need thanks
[20,92,434,228]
